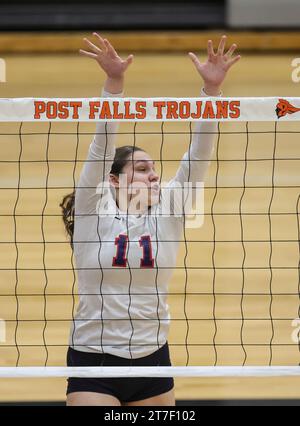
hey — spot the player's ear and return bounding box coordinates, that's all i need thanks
[109,173,119,188]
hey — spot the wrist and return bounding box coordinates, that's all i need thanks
[104,75,124,94]
[203,84,222,96]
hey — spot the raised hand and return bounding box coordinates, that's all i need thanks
[80,33,133,79]
[188,35,241,95]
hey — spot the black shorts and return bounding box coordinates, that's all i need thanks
[66,343,174,403]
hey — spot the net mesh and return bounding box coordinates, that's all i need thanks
[0,96,299,375]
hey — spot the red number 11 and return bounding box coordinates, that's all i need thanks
[112,234,154,268]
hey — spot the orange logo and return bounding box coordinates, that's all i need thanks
[276,99,300,118]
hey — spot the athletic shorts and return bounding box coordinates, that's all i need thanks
[66,343,174,403]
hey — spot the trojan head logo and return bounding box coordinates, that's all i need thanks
[276,99,300,118]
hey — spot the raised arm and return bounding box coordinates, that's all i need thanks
[76,33,133,216]
[167,36,241,215]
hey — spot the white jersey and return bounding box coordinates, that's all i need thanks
[69,89,217,359]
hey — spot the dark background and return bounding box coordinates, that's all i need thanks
[0,0,225,31]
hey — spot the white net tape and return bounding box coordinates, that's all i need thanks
[0,366,300,378]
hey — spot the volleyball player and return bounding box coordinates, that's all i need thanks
[61,33,240,406]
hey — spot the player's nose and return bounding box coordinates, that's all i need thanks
[149,170,159,181]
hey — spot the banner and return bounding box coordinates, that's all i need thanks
[0,97,300,121]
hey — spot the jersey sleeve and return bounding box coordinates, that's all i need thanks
[161,88,219,217]
[75,89,123,216]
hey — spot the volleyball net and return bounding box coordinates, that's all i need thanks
[0,96,299,378]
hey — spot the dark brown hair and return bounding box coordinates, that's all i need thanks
[60,145,145,247]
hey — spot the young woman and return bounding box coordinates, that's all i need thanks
[62,33,240,406]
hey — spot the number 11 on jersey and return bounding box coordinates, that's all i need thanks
[112,234,154,268]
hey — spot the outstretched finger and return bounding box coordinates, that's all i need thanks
[125,54,134,66]
[207,40,215,59]
[224,43,237,59]
[225,54,241,70]
[104,38,118,57]
[83,38,102,54]
[79,49,98,59]
[188,52,201,71]
[93,32,107,51]
[217,35,227,56]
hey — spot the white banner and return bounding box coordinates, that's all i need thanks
[0,97,300,122]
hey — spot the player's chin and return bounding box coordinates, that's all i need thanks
[148,193,160,207]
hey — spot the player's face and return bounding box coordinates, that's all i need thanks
[121,150,160,207]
